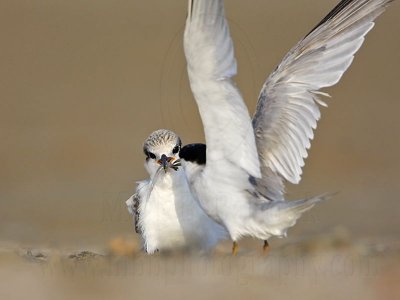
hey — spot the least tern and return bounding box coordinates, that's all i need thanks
[181,0,392,254]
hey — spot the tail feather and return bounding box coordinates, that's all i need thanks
[259,193,333,237]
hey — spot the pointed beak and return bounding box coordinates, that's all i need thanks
[158,154,170,173]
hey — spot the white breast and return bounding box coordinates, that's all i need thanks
[137,169,226,254]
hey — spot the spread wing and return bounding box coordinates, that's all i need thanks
[184,0,261,178]
[253,0,392,193]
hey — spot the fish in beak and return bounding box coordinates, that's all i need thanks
[158,154,172,173]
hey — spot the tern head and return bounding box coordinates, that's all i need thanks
[143,129,182,176]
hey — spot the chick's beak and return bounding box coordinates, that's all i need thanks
[158,154,173,172]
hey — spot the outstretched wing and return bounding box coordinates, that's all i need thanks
[184,0,261,178]
[253,0,392,190]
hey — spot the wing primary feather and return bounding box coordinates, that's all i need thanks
[188,0,193,19]
[253,0,392,187]
[306,0,359,37]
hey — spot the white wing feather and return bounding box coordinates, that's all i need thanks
[184,0,261,178]
[253,0,392,185]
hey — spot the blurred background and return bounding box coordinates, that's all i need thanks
[0,0,399,299]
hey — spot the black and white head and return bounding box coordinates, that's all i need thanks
[143,129,182,176]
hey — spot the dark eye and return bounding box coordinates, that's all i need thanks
[172,145,180,154]
[144,149,156,159]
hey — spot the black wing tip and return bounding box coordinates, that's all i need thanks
[179,143,206,165]
[305,0,393,38]
[306,0,355,37]
[188,0,193,19]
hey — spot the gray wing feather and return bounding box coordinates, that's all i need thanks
[253,0,392,195]
[133,193,141,233]
[126,192,141,234]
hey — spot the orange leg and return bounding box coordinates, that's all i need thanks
[263,240,270,255]
[232,241,238,256]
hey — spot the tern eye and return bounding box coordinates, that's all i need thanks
[144,149,156,159]
[172,145,180,154]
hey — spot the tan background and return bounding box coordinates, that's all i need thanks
[1,2,400,300]
[0,0,399,249]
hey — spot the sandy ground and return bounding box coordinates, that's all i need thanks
[1,231,399,300]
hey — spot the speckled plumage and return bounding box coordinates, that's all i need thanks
[143,129,181,154]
